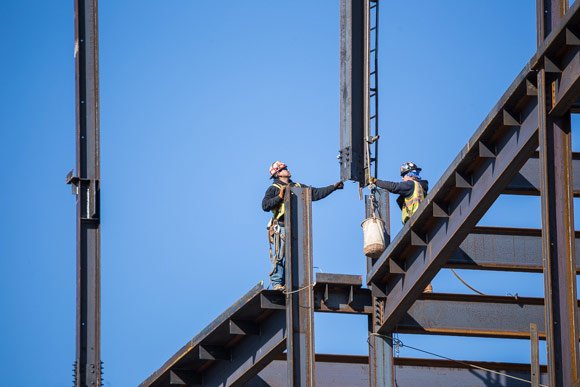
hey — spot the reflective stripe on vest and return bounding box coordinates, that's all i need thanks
[271,183,301,219]
[402,180,424,224]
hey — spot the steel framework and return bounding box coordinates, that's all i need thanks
[67,0,102,386]
[70,0,580,386]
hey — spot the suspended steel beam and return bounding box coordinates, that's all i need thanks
[250,355,549,387]
[537,1,580,386]
[67,0,101,385]
[339,0,365,184]
[285,186,316,386]
[504,151,580,196]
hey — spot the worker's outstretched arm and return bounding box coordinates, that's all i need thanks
[374,179,415,196]
[310,181,343,201]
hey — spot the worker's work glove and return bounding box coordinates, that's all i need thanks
[369,177,377,184]
[278,185,287,199]
[334,181,344,190]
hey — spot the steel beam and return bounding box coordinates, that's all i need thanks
[446,226,580,272]
[249,355,549,387]
[312,284,580,340]
[201,311,286,387]
[67,1,101,386]
[285,187,316,386]
[140,284,287,387]
[531,323,540,387]
[313,276,372,315]
[537,1,580,385]
[368,60,540,333]
[397,294,549,339]
[339,0,365,184]
[504,151,580,196]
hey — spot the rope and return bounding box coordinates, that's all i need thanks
[283,283,313,295]
[368,333,547,387]
[450,268,486,295]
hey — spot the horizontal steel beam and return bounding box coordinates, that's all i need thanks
[313,280,372,315]
[312,282,580,339]
[446,226,580,272]
[398,293,549,339]
[249,354,548,387]
[504,152,580,196]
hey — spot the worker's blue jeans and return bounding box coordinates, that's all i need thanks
[270,226,285,287]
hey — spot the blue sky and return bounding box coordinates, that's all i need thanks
[1,1,578,386]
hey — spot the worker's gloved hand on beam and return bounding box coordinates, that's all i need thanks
[334,181,344,190]
[369,177,377,184]
[278,185,287,199]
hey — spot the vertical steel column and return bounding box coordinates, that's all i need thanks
[537,1,580,386]
[365,188,392,387]
[285,187,315,386]
[339,0,366,184]
[67,0,101,386]
[531,323,539,387]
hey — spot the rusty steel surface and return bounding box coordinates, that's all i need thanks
[339,0,365,184]
[285,187,316,386]
[139,284,287,387]
[367,0,580,339]
[446,226,580,272]
[531,323,540,387]
[249,355,549,387]
[399,293,549,339]
[368,60,540,332]
[504,151,580,195]
[69,0,102,385]
[537,1,580,385]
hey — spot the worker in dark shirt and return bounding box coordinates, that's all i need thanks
[370,161,432,292]
[371,161,429,224]
[262,161,343,291]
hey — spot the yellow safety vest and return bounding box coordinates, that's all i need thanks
[402,181,424,224]
[271,183,301,219]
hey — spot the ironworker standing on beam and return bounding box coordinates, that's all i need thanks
[370,162,428,224]
[370,161,432,292]
[262,161,343,291]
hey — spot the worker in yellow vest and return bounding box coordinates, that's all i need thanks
[370,161,432,292]
[262,161,343,291]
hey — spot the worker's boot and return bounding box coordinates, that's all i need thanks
[423,283,433,293]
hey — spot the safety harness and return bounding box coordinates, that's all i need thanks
[267,182,301,272]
